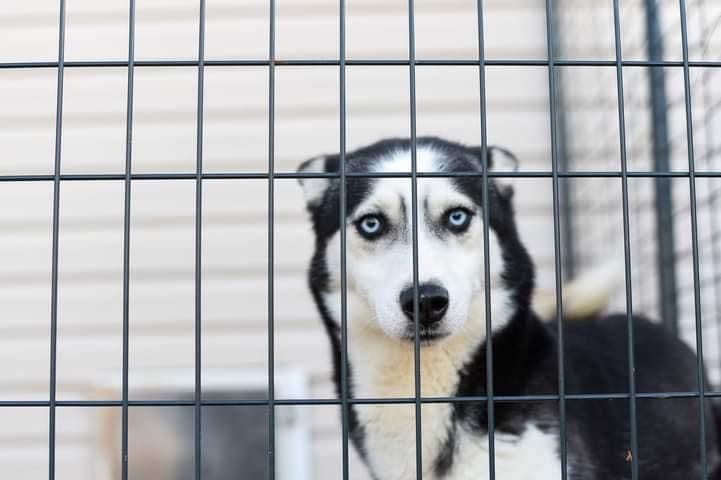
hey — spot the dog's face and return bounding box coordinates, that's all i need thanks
[298,138,534,346]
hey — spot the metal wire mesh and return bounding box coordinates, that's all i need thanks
[0,0,720,479]
[557,0,721,385]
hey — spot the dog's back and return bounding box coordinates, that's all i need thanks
[561,315,721,479]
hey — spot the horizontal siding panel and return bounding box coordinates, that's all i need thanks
[2,66,549,124]
[0,328,337,393]
[1,112,552,174]
[1,0,546,61]
[0,223,309,278]
[0,461,48,480]
[0,0,542,18]
[1,61,552,174]
[0,274,314,330]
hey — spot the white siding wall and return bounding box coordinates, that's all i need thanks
[1,1,556,478]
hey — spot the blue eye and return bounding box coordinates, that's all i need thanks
[445,208,472,232]
[356,214,385,239]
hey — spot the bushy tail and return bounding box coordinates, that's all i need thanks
[532,260,624,321]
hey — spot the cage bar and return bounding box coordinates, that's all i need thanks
[678,0,709,476]
[48,0,66,478]
[267,0,277,478]
[120,0,136,479]
[473,0,497,478]
[338,0,350,478]
[4,59,721,69]
[610,1,640,477]
[0,1,719,479]
[543,0,569,477]
[4,171,720,184]
[193,0,207,479]
[405,0,424,478]
[5,390,721,409]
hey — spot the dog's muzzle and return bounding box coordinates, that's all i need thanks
[399,283,449,336]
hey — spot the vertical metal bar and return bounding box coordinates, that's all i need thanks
[473,1,495,478]
[677,1,708,476]
[406,0,423,478]
[338,0,350,478]
[121,0,136,478]
[543,0,568,477]
[48,1,66,478]
[267,0,277,476]
[194,0,206,479]
[611,1,640,478]
[644,0,679,336]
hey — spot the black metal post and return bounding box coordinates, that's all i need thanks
[549,0,577,281]
[645,0,679,335]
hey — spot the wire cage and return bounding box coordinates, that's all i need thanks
[0,0,720,479]
[555,0,721,383]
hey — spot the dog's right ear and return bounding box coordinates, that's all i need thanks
[297,154,339,211]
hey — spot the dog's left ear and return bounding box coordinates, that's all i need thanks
[466,145,518,201]
[297,154,339,211]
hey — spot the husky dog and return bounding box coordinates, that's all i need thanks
[297,137,720,480]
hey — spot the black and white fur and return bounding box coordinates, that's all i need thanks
[297,137,721,479]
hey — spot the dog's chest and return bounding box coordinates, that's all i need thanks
[348,326,561,479]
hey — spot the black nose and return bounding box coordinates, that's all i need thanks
[399,283,449,328]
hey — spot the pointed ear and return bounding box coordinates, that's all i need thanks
[297,154,338,210]
[466,145,518,200]
[487,146,519,173]
[464,145,519,172]
[488,146,518,201]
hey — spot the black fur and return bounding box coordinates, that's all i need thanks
[299,137,721,479]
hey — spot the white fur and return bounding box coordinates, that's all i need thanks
[449,424,562,480]
[297,156,329,207]
[316,147,552,479]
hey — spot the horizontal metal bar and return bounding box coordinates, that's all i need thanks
[2,171,721,183]
[3,59,721,70]
[4,391,721,407]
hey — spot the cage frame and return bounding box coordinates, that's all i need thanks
[0,0,720,479]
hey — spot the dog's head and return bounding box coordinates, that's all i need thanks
[298,137,534,346]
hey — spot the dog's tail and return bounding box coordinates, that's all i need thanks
[532,260,624,321]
